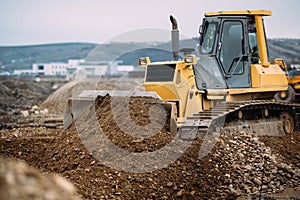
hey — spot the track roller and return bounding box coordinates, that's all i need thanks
[280,112,295,134]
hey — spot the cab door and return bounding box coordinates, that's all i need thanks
[217,19,251,88]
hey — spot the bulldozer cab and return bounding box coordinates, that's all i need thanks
[196,10,271,89]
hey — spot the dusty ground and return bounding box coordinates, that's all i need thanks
[0,77,52,128]
[0,77,299,199]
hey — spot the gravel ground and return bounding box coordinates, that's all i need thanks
[0,78,299,199]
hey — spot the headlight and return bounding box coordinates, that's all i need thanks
[138,57,151,66]
[184,55,197,64]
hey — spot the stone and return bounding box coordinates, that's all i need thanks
[243,184,251,193]
[166,182,173,187]
[244,165,252,171]
[176,189,185,197]
[225,174,231,179]
[20,110,29,117]
[228,184,236,193]
[253,178,262,186]
[31,105,39,110]
[251,137,259,144]
[84,168,91,173]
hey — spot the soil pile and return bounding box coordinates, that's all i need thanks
[40,81,92,114]
[0,78,50,112]
[40,77,142,115]
[0,95,299,199]
[0,78,54,129]
[0,157,81,200]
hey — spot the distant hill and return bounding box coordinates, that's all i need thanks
[268,39,300,63]
[0,43,97,70]
[0,38,299,72]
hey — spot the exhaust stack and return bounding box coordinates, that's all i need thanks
[170,15,179,60]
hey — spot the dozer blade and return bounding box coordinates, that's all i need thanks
[64,96,94,130]
[77,90,161,99]
[63,90,174,130]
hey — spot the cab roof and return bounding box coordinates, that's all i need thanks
[205,10,272,17]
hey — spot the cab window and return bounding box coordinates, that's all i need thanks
[200,22,217,54]
[219,21,244,74]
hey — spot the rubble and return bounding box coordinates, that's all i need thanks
[0,78,55,129]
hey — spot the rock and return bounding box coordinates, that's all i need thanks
[238,153,244,159]
[253,162,263,169]
[84,168,91,173]
[132,138,144,143]
[40,109,49,115]
[20,110,29,117]
[277,162,288,170]
[235,187,242,196]
[243,184,251,193]
[166,182,173,187]
[251,137,259,144]
[31,105,39,110]
[253,178,262,186]
[244,165,252,171]
[176,189,185,197]
[261,185,268,190]
[228,184,236,193]
[225,174,231,179]
[252,186,258,193]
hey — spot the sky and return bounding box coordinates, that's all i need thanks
[0,0,299,46]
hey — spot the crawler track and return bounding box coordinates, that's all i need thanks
[179,100,300,139]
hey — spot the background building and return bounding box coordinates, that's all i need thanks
[32,63,68,76]
[12,59,137,79]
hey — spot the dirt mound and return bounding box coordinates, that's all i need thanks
[0,157,81,200]
[0,78,50,112]
[40,81,93,114]
[0,96,299,199]
[1,129,299,199]
[0,78,54,129]
[40,77,143,115]
[40,79,117,114]
[95,95,172,152]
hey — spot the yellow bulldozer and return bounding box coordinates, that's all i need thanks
[64,10,300,139]
[274,58,300,102]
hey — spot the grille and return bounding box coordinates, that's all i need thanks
[146,64,176,82]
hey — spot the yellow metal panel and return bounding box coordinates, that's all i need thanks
[251,64,288,89]
[184,92,203,118]
[255,15,270,67]
[143,61,198,118]
[205,10,272,17]
[260,64,287,87]
[206,89,226,100]
[228,86,288,95]
[144,83,179,101]
[251,64,260,88]
[289,76,300,85]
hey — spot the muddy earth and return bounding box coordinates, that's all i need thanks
[0,77,299,199]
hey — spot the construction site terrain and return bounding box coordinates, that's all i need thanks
[0,77,299,199]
